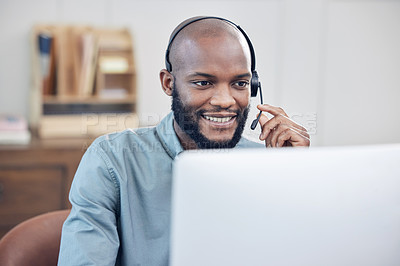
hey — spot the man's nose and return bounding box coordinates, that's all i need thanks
[209,85,235,109]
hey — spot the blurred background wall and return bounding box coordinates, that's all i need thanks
[0,0,399,146]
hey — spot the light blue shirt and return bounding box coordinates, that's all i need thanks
[58,112,263,266]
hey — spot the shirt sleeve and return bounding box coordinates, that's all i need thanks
[58,142,120,266]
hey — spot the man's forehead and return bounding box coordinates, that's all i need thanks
[175,36,251,75]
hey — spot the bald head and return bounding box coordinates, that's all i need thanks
[167,18,251,74]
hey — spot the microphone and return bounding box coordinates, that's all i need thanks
[251,112,262,130]
[250,82,263,130]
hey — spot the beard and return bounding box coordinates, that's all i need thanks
[171,84,250,149]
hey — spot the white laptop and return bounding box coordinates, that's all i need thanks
[170,144,400,266]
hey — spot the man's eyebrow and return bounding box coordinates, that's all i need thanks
[187,72,216,79]
[234,73,252,79]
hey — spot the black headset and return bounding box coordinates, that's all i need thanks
[165,16,263,130]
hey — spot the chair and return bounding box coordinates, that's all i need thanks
[0,209,70,266]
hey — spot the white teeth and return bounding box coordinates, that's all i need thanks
[204,115,233,123]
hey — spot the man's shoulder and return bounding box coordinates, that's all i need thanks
[89,127,159,152]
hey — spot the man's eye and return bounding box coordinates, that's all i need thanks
[194,81,211,86]
[235,81,249,88]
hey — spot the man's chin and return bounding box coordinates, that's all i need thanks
[200,134,235,144]
[195,118,245,149]
[198,123,237,141]
[194,131,241,149]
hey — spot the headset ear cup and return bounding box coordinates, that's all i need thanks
[165,50,172,72]
[251,71,259,97]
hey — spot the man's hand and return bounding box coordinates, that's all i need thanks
[257,104,310,148]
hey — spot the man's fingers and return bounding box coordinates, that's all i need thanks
[265,127,274,148]
[276,128,310,147]
[259,115,301,140]
[257,113,269,140]
[270,125,290,147]
[258,110,307,137]
[257,104,288,117]
[257,112,269,124]
[290,125,310,140]
[256,104,310,147]
[263,124,310,147]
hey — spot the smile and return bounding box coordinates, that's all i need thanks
[203,115,235,123]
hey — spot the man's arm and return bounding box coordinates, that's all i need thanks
[58,144,120,265]
[257,104,310,147]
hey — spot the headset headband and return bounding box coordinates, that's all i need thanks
[165,16,256,72]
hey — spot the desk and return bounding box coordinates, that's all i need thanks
[0,136,91,238]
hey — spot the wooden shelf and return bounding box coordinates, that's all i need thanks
[42,95,136,104]
[100,70,135,75]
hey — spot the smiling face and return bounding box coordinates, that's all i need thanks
[171,81,250,149]
[160,19,252,149]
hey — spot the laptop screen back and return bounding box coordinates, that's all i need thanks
[170,145,400,266]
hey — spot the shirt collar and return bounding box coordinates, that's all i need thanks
[156,112,184,159]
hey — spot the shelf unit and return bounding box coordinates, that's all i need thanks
[30,25,138,138]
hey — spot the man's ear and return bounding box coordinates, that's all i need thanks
[160,69,174,96]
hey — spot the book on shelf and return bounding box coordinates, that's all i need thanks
[38,31,56,95]
[34,26,99,98]
[0,114,31,145]
[74,28,99,97]
[55,26,76,96]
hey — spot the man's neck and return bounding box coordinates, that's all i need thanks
[173,120,198,150]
